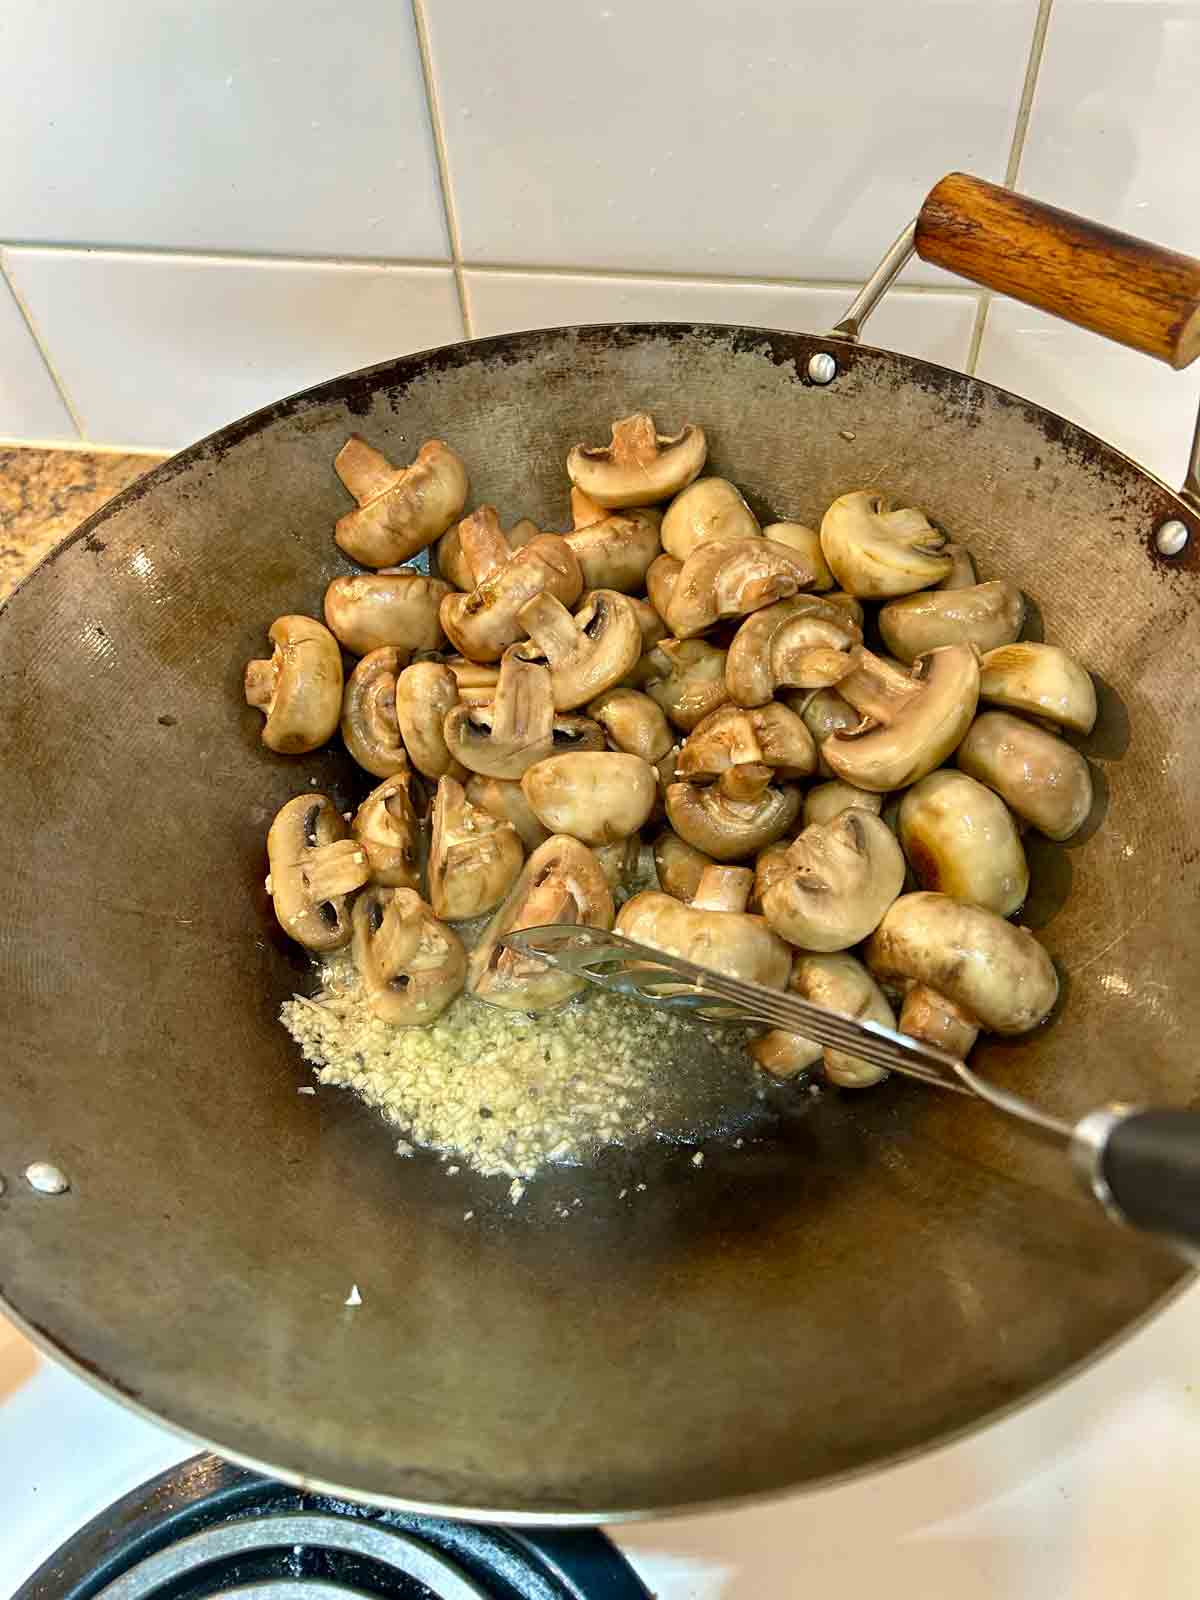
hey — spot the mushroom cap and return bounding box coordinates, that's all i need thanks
[334,437,468,568]
[661,477,761,561]
[439,534,583,663]
[567,413,707,509]
[750,952,895,1087]
[761,522,835,590]
[521,751,657,845]
[443,653,604,781]
[749,839,795,914]
[819,490,953,598]
[468,835,614,1010]
[428,774,524,921]
[632,638,730,731]
[267,793,370,951]
[824,643,981,792]
[802,780,883,830]
[956,710,1093,840]
[665,779,801,862]
[464,774,552,852]
[323,572,451,657]
[865,891,1059,1034]
[979,642,1098,734]
[645,552,682,618]
[789,686,860,777]
[564,509,662,592]
[898,769,1028,916]
[653,828,717,901]
[351,769,428,890]
[618,885,791,988]
[725,594,862,706]
[588,687,675,764]
[878,580,1025,666]
[392,660,464,782]
[351,886,466,1024]
[514,588,644,710]
[665,537,821,639]
[340,646,409,778]
[676,702,816,795]
[762,809,905,952]
[244,614,343,755]
[628,594,670,651]
[436,512,540,592]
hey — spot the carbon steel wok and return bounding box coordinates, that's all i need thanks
[2,174,1199,1521]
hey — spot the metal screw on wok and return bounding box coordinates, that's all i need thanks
[807,352,838,385]
[1155,519,1189,556]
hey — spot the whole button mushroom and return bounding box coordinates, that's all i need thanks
[761,522,835,590]
[244,615,343,754]
[750,952,897,1088]
[617,864,791,989]
[267,793,370,951]
[464,774,551,851]
[878,580,1025,666]
[802,780,883,830]
[956,710,1093,840]
[440,521,583,664]
[427,775,524,922]
[898,770,1028,916]
[567,412,707,509]
[653,828,717,902]
[631,638,730,732]
[661,477,761,561]
[521,752,657,845]
[665,537,822,639]
[725,594,863,706]
[443,653,604,781]
[762,809,905,952]
[820,490,954,598]
[393,661,465,782]
[512,588,644,709]
[588,687,675,768]
[665,778,802,862]
[333,435,468,568]
[676,702,816,801]
[564,509,662,593]
[340,646,408,778]
[351,886,466,1025]
[323,571,452,657]
[351,769,427,890]
[978,642,1098,735]
[437,510,541,592]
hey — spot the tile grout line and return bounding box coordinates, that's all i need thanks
[0,436,174,458]
[409,0,472,338]
[0,252,88,440]
[966,0,1055,374]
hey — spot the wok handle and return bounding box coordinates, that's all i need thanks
[1072,1106,1200,1256]
[915,172,1200,370]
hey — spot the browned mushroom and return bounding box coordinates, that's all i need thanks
[878,580,1025,665]
[436,510,541,592]
[653,828,717,901]
[512,589,643,709]
[445,657,501,701]
[645,551,682,618]
[351,768,427,890]
[628,594,670,650]
[750,953,897,1087]
[522,752,658,844]
[665,779,801,861]
[676,702,816,799]
[617,863,791,987]
[267,793,370,951]
[244,615,343,754]
[323,571,452,657]
[956,710,1093,839]
[665,537,821,638]
[750,839,794,913]
[464,774,552,851]
[427,775,524,921]
[819,490,953,597]
[340,646,408,778]
[440,520,583,662]
[661,478,761,560]
[567,413,707,508]
[570,486,608,529]
[564,509,662,592]
[334,436,468,568]
[393,661,466,782]
[762,809,905,951]
[351,886,466,1023]
[588,687,675,768]
[761,522,835,589]
[443,653,604,781]
[724,594,862,706]
[978,642,1098,734]
[630,638,730,732]
[822,644,981,792]
[897,769,1028,916]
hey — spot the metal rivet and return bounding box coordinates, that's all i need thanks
[25,1162,70,1195]
[1155,518,1189,556]
[807,351,837,386]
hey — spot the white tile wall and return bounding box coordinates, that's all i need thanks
[0,276,76,443]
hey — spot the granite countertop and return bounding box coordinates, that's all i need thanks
[0,447,163,601]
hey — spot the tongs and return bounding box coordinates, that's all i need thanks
[500,925,1200,1258]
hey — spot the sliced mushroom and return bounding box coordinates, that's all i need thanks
[340,646,407,778]
[935,543,977,590]
[899,984,980,1060]
[956,710,1093,840]
[761,522,834,589]
[594,834,642,897]
[469,835,614,1010]
[653,828,716,901]
[661,477,761,561]
[618,862,791,989]
[352,886,466,1023]
[427,775,524,921]
[645,552,682,618]
[244,615,343,754]
[725,594,862,706]
[866,891,1059,1035]
[564,508,662,593]
[979,642,1098,734]
[464,774,552,852]
[588,687,675,766]
[445,657,501,701]
[762,809,905,951]
[803,780,883,830]
[631,638,730,732]
[440,529,583,663]
[898,769,1028,916]
[628,594,669,650]
[513,588,644,709]
[351,769,427,890]
[823,643,980,793]
[323,571,452,657]
[750,838,794,913]
[789,686,861,778]
[521,751,657,845]
[676,702,816,799]
[267,794,370,950]
[665,537,821,639]
[750,953,896,1088]
[878,580,1025,666]
[334,436,468,568]
[436,510,540,592]
[820,490,953,598]
[567,413,707,508]
[666,780,801,862]
[443,653,604,780]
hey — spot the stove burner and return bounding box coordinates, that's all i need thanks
[15,1457,649,1600]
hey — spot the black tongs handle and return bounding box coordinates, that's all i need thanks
[1072,1107,1200,1257]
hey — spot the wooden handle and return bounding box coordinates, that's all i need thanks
[916,172,1200,370]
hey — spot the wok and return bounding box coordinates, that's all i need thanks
[2,173,1199,1521]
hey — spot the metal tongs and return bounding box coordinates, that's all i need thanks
[501,925,1200,1258]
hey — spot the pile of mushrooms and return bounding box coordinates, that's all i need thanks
[249,420,1095,1092]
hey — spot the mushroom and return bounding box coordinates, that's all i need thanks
[822,643,980,792]
[437,511,540,592]
[825,591,866,629]
[351,886,466,1024]
[653,829,716,901]
[628,595,670,650]
[750,838,794,912]
[665,537,822,639]
[645,552,682,618]
[676,702,816,799]
[617,862,791,988]
[443,653,604,780]
[588,687,675,768]
[749,953,896,1088]
[789,686,861,777]
[802,780,883,829]
[878,580,1025,666]
[935,543,977,590]
[567,413,707,508]
[244,615,343,754]
[468,835,614,1011]
[521,751,657,844]
[465,774,551,851]
[334,436,468,568]
[570,486,608,529]
[898,984,980,1060]
[819,490,953,597]
[594,834,642,897]
[665,779,801,862]
[761,522,835,589]
[340,646,408,778]
[427,775,524,921]
[323,571,452,657]
[351,768,428,889]
[898,770,1028,916]
[267,793,370,951]
[865,891,1059,1035]
[392,660,465,782]
[445,657,501,701]
[440,526,582,663]
[724,594,862,706]
[978,642,1098,735]
[956,710,1093,840]
[564,508,662,592]
[661,477,761,560]
[631,638,730,732]
[512,588,643,709]
[761,809,905,951]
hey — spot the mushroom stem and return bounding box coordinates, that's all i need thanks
[457,506,513,585]
[305,839,371,902]
[690,865,754,914]
[335,436,398,505]
[490,653,554,745]
[370,888,425,976]
[571,486,607,528]
[836,649,923,724]
[718,764,772,802]
[609,412,661,466]
[900,983,980,1059]
[243,657,276,710]
[518,591,581,665]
